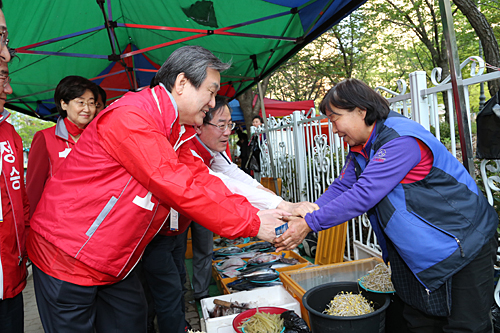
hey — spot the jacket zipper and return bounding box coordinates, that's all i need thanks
[455,238,465,257]
[410,210,464,257]
[2,172,22,266]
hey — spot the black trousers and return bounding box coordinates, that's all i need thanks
[142,233,187,333]
[403,234,497,333]
[189,221,214,299]
[0,292,24,333]
[33,265,147,333]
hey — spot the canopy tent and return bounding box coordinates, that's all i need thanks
[34,44,161,120]
[4,0,366,121]
[252,96,315,117]
[229,97,314,123]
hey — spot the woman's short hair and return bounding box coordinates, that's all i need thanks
[54,76,99,118]
[204,95,231,123]
[319,78,390,126]
[97,85,107,104]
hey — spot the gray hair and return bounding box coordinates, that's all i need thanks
[151,45,230,91]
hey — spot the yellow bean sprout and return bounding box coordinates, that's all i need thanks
[361,263,395,292]
[323,291,374,317]
[239,309,284,333]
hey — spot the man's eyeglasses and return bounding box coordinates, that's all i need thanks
[0,28,8,50]
[0,75,11,88]
[72,99,96,109]
[205,121,236,132]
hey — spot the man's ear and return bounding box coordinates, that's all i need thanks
[174,73,188,95]
[194,125,203,135]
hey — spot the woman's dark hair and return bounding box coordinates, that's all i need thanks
[54,76,99,118]
[204,95,231,123]
[97,85,107,104]
[252,115,263,124]
[319,78,390,126]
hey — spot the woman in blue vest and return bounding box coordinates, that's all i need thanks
[275,78,498,332]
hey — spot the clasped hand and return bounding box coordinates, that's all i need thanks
[257,201,318,249]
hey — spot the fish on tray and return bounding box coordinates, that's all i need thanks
[226,278,283,291]
[213,246,243,259]
[216,257,246,271]
[240,241,275,253]
[246,253,282,265]
[240,268,278,278]
[241,269,280,282]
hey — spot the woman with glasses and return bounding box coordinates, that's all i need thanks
[26,75,99,217]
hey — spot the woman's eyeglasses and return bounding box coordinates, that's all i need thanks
[72,99,96,109]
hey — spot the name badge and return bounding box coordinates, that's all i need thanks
[170,208,179,231]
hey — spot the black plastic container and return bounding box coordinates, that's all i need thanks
[302,281,390,333]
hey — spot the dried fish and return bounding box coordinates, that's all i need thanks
[241,268,278,278]
[241,241,275,252]
[216,257,246,271]
[247,253,282,265]
[227,279,283,291]
[213,246,243,259]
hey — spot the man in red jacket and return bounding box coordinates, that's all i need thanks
[0,55,30,333]
[28,45,287,333]
[0,2,11,64]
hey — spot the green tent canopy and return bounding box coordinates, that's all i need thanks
[5,0,365,120]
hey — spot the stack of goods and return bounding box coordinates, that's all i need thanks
[218,253,299,292]
[213,241,276,260]
[214,237,260,248]
[212,241,309,294]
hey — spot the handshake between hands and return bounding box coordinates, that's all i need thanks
[256,201,319,252]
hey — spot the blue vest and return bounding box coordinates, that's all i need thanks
[353,111,497,292]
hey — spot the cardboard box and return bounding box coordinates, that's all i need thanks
[201,285,301,333]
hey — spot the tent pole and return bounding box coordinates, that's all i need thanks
[257,81,280,196]
[438,0,475,176]
[97,0,135,91]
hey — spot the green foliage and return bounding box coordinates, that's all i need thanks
[429,122,457,148]
[7,111,54,149]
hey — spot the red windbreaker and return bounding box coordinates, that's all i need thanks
[28,85,259,285]
[26,118,73,218]
[0,110,30,299]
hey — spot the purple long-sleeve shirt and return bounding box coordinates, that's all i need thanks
[305,135,422,232]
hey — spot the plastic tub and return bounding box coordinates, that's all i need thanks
[232,307,287,333]
[302,282,390,333]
